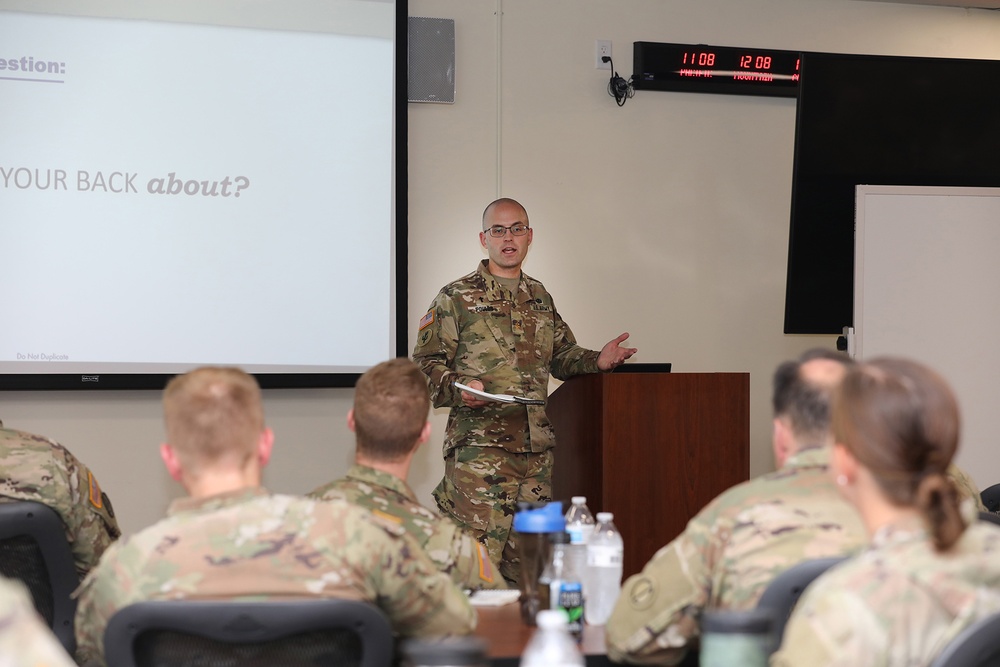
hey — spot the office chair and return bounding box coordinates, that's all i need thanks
[979,511,1000,527]
[980,483,1000,514]
[0,500,80,655]
[103,598,395,667]
[929,610,1000,667]
[755,556,847,652]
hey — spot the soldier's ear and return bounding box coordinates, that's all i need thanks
[257,427,275,468]
[772,417,792,468]
[159,443,183,482]
[831,441,859,502]
[417,420,432,445]
[346,409,357,433]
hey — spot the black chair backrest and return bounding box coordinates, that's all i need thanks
[930,611,1000,667]
[980,483,1000,514]
[755,556,847,652]
[979,511,1000,527]
[103,599,395,667]
[0,500,80,654]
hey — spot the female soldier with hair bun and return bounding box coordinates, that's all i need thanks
[771,357,1000,667]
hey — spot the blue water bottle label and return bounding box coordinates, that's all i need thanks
[557,582,584,636]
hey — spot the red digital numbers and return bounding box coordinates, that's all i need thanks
[683,51,716,66]
[739,54,773,70]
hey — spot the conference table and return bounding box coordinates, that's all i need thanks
[473,602,611,666]
[473,603,699,666]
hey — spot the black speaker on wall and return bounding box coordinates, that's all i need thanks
[407,17,455,103]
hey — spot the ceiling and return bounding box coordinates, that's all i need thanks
[856,0,1000,8]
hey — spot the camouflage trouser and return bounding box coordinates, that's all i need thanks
[433,446,553,585]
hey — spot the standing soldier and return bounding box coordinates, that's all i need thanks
[413,198,636,583]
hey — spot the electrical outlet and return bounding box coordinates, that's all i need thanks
[596,40,611,70]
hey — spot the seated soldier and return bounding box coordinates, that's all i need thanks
[606,350,865,664]
[310,357,504,591]
[0,418,120,577]
[75,366,475,666]
[772,357,1000,666]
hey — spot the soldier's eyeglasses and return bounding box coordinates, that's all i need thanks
[485,223,530,238]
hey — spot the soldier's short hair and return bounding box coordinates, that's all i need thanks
[482,198,528,231]
[163,367,263,469]
[772,348,854,443]
[353,358,429,461]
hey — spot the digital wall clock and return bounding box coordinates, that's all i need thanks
[632,42,801,98]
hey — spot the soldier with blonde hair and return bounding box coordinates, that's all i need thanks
[413,197,636,583]
[75,367,475,666]
[310,357,505,591]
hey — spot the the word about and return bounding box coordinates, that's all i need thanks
[147,173,250,197]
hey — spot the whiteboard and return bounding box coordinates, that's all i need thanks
[854,185,1000,489]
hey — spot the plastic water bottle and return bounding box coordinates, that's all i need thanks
[565,497,596,545]
[538,531,584,637]
[564,497,595,597]
[513,501,565,625]
[520,609,585,667]
[584,511,623,625]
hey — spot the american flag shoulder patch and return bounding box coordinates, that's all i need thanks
[418,309,435,331]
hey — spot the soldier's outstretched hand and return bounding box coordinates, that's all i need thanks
[597,332,638,371]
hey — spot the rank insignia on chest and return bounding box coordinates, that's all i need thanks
[511,315,524,336]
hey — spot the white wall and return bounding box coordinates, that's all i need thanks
[3,0,1000,536]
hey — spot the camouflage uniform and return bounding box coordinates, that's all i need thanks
[948,463,987,513]
[74,487,476,666]
[0,577,76,667]
[412,260,601,581]
[772,517,1000,667]
[0,423,120,578]
[605,445,868,666]
[309,464,505,590]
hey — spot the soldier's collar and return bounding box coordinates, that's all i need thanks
[348,464,417,501]
[168,486,269,515]
[784,444,831,469]
[870,514,927,548]
[477,260,529,302]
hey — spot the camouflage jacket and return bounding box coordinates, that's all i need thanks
[0,578,76,667]
[772,518,1000,667]
[948,463,987,513]
[309,464,505,590]
[0,425,120,577]
[74,487,476,665]
[605,445,867,665]
[412,260,600,454]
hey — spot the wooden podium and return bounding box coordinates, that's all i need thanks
[548,371,750,579]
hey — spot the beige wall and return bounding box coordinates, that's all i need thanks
[2,0,1000,536]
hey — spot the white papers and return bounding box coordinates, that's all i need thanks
[468,589,521,607]
[454,382,545,406]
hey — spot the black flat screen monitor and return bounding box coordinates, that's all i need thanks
[784,51,1000,334]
